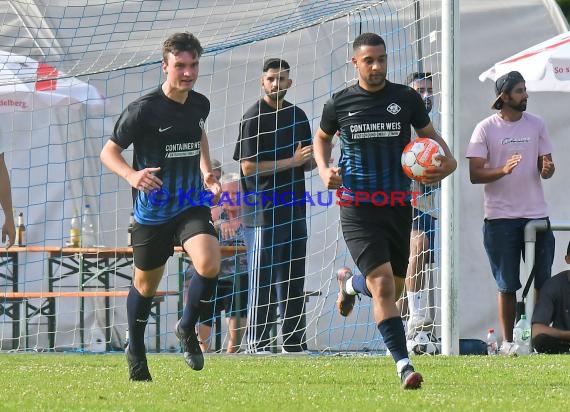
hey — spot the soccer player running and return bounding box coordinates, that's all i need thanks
[313,33,456,389]
[100,32,222,381]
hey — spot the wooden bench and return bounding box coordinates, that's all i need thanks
[1,245,247,351]
[0,290,179,352]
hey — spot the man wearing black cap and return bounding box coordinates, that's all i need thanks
[531,241,570,354]
[466,70,556,355]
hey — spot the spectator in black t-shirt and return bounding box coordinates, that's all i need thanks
[233,58,315,354]
[531,242,570,354]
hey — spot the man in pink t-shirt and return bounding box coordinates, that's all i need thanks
[466,71,555,354]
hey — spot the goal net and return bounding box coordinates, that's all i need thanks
[0,0,443,354]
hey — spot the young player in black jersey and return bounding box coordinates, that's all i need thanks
[313,33,457,389]
[100,32,222,381]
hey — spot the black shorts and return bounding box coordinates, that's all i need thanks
[131,206,217,271]
[340,202,412,278]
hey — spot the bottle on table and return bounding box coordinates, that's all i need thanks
[81,204,98,247]
[513,314,531,355]
[69,209,81,247]
[15,212,26,247]
[486,328,498,355]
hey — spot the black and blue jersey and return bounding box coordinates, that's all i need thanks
[320,81,430,201]
[111,87,209,225]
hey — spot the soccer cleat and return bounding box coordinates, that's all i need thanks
[175,320,204,371]
[336,268,356,317]
[400,364,423,390]
[125,345,152,382]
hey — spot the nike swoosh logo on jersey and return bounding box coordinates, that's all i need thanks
[158,126,173,133]
[348,111,362,117]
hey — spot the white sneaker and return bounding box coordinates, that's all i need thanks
[281,348,310,355]
[407,315,434,336]
[246,349,273,355]
[499,341,518,356]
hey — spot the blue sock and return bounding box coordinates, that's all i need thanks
[351,273,372,297]
[126,286,154,356]
[379,316,408,362]
[180,272,218,331]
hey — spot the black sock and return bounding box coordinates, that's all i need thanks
[180,272,218,332]
[378,316,408,362]
[126,286,154,356]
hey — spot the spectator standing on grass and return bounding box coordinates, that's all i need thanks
[313,32,456,389]
[100,32,222,381]
[466,70,555,355]
[233,58,315,354]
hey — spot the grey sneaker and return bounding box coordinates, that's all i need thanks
[125,345,152,382]
[175,320,204,371]
[336,268,356,317]
[400,364,423,389]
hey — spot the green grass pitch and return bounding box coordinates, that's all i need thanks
[0,353,568,411]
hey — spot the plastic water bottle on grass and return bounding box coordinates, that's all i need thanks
[486,328,498,355]
[513,314,531,355]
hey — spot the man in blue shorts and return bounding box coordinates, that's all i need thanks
[100,32,222,381]
[466,70,555,354]
[314,33,456,389]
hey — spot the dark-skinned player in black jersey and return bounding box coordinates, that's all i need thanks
[313,32,457,389]
[100,32,222,381]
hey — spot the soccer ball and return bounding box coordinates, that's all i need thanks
[401,137,444,183]
[406,331,439,356]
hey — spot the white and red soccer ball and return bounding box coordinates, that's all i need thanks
[401,137,444,183]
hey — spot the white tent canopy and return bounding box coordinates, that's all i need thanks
[479,31,570,92]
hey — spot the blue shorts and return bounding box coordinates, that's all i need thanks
[483,218,555,293]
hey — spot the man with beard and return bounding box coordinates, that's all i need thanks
[466,70,555,355]
[314,33,456,389]
[233,58,315,354]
